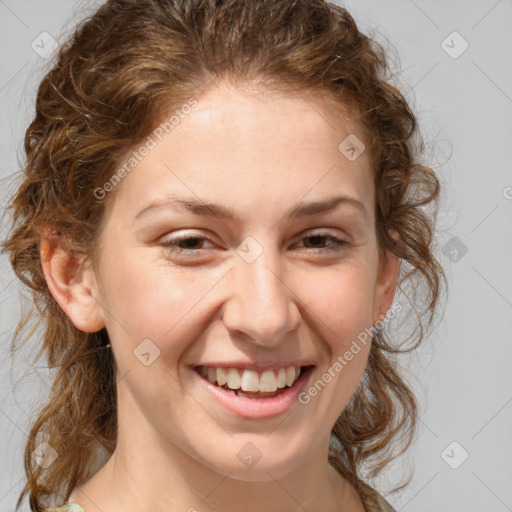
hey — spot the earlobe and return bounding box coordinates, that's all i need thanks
[40,232,105,333]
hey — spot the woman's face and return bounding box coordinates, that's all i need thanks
[84,83,398,480]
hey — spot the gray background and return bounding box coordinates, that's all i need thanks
[1,0,511,510]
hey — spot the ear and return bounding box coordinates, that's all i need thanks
[39,231,105,333]
[372,230,401,325]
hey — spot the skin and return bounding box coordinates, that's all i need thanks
[40,81,400,512]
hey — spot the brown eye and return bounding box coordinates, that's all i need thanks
[161,234,215,254]
[295,233,348,252]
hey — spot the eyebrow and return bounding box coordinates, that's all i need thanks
[134,194,367,222]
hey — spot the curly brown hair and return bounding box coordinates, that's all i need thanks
[2,0,446,510]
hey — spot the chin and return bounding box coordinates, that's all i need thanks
[198,437,314,482]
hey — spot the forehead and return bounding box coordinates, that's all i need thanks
[175,81,365,149]
[104,83,374,225]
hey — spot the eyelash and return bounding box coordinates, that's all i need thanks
[160,232,348,256]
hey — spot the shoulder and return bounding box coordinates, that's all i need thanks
[359,481,398,512]
[45,503,87,512]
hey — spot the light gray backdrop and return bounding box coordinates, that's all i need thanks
[1,1,511,511]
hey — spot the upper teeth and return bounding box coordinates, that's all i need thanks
[198,366,301,392]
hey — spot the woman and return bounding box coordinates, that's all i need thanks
[2,0,446,511]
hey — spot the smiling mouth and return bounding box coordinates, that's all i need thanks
[195,365,314,398]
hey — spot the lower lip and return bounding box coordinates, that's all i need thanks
[193,367,314,419]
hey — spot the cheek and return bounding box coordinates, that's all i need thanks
[300,262,377,342]
[99,248,226,360]
[293,267,375,424]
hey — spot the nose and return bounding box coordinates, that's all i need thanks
[221,242,301,348]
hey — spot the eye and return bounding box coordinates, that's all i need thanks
[160,231,348,257]
[293,232,348,253]
[161,233,216,255]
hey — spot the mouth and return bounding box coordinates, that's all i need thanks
[194,364,315,399]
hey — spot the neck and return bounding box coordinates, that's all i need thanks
[69,395,365,512]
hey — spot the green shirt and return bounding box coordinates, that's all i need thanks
[46,486,397,512]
